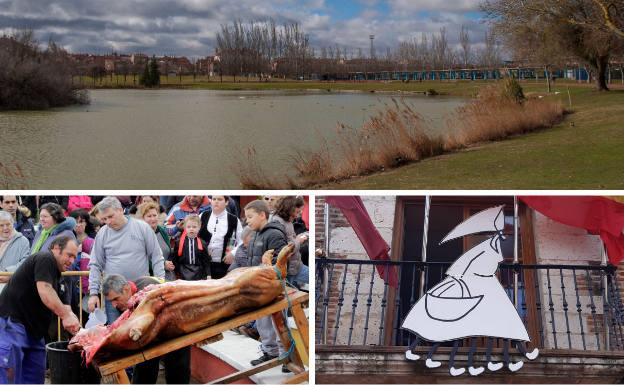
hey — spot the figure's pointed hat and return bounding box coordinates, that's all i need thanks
[440,205,505,244]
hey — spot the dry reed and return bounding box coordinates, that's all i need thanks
[444,84,565,149]
[236,83,566,189]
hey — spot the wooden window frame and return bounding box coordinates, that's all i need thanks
[383,196,540,348]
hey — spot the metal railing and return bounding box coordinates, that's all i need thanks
[1,270,94,340]
[316,258,624,352]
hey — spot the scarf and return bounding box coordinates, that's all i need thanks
[177,231,203,264]
[32,224,57,253]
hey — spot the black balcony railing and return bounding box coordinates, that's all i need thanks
[316,258,624,352]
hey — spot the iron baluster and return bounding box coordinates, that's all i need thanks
[559,268,573,349]
[546,268,558,349]
[392,263,403,345]
[347,264,363,346]
[585,268,601,350]
[320,261,334,345]
[362,265,376,345]
[520,270,528,327]
[606,271,623,350]
[535,268,545,347]
[572,268,587,350]
[379,266,390,345]
[600,269,610,350]
[332,264,349,345]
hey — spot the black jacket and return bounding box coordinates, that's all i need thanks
[249,221,287,267]
[15,211,35,246]
[198,210,239,260]
[169,235,210,281]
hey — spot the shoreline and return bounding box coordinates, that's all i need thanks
[315,85,624,189]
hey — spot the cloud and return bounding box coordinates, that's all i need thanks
[388,0,482,13]
[0,0,489,57]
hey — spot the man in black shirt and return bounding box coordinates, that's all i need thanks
[0,235,80,384]
[102,274,190,384]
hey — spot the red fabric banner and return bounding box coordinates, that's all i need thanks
[326,196,398,287]
[519,196,624,265]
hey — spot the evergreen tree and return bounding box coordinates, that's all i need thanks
[139,62,150,86]
[149,55,160,87]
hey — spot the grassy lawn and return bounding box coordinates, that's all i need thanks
[75,74,496,96]
[322,82,624,189]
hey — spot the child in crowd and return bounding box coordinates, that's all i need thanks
[244,200,289,371]
[168,215,210,281]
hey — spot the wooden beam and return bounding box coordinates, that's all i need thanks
[99,370,130,384]
[96,290,308,376]
[282,371,309,384]
[285,362,306,374]
[290,303,309,353]
[272,309,305,369]
[208,357,286,384]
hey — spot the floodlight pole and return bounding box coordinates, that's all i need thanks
[419,196,431,298]
[322,201,330,344]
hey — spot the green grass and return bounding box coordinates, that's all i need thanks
[74,74,515,96]
[322,83,624,189]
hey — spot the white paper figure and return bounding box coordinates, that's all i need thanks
[401,206,538,376]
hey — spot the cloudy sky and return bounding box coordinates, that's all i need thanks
[0,0,488,57]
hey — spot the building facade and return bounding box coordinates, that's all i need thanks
[315,196,624,383]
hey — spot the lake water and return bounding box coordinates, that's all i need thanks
[0,89,463,189]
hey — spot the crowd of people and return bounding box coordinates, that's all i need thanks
[0,194,309,384]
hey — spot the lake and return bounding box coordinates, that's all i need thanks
[0,89,463,189]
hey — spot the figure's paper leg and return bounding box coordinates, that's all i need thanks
[468,338,484,376]
[405,335,421,361]
[426,343,441,368]
[516,340,539,360]
[449,340,465,376]
[486,338,503,372]
[505,339,523,372]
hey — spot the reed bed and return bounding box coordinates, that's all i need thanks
[236,81,566,189]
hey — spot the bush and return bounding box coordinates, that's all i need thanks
[500,77,525,103]
[0,31,89,110]
[479,77,525,104]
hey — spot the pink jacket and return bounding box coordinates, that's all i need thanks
[67,196,93,214]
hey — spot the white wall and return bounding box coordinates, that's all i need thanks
[329,196,396,345]
[533,211,606,350]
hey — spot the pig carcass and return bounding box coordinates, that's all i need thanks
[69,244,294,364]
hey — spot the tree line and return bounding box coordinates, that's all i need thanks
[215,1,623,90]
[214,20,504,79]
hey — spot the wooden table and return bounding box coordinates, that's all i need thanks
[94,290,309,384]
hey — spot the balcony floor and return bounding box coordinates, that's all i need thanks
[316,345,624,383]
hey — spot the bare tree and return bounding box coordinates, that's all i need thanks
[460,25,472,67]
[482,0,624,91]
